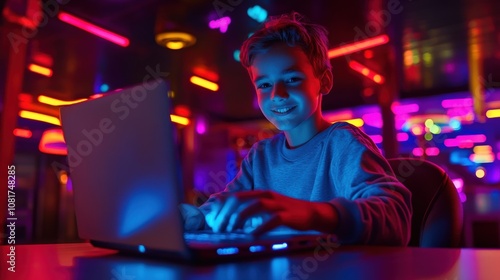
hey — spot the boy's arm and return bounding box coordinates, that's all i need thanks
[328,126,412,246]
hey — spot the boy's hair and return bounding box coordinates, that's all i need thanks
[240,12,332,78]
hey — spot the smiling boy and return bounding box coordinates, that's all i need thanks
[181,12,411,245]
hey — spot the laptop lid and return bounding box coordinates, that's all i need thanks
[60,79,188,255]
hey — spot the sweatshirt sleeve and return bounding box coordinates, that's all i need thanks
[328,124,412,246]
[198,143,256,216]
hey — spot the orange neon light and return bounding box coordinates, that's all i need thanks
[19,110,60,125]
[13,128,33,138]
[348,61,385,84]
[170,114,190,125]
[28,64,53,77]
[190,76,219,91]
[38,95,88,106]
[328,35,389,59]
[39,129,67,155]
[331,118,364,127]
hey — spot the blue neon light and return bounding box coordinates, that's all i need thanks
[247,5,267,23]
[249,245,265,252]
[216,247,239,255]
[272,243,288,250]
[138,245,146,253]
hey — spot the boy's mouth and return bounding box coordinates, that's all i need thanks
[271,106,296,115]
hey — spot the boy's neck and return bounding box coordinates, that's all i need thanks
[284,116,331,148]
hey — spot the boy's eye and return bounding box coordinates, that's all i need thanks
[286,77,302,83]
[257,83,271,89]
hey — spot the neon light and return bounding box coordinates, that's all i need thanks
[138,245,146,253]
[425,147,440,156]
[497,152,500,160]
[39,129,67,155]
[391,103,419,114]
[411,125,424,136]
[362,113,382,128]
[412,148,424,157]
[271,243,288,250]
[58,12,129,47]
[19,110,60,126]
[368,135,383,144]
[397,132,409,142]
[209,16,231,33]
[452,178,464,192]
[170,114,190,126]
[192,66,219,82]
[470,154,495,164]
[247,5,268,23]
[100,84,109,92]
[190,76,219,91]
[441,98,472,108]
[217,247,239,255]
[348,61,385,84]
[332,118,364,127]
[328,35,389,58]
[38,95,87,106]
[486,109,500,118]
[424,119,434,128]
[449,118,461,130]
[473,145,492,154]
[233,50,241,62]
[28,64,53,77]
[475,168,485,178]
[59,172,68,184]
[324,110,353,122]
[429,125,441,134]
[13,128,32,138]
[249,245,265,252]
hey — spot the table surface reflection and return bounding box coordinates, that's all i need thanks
[1,242,500,280]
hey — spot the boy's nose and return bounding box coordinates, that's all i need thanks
[271,83,288,101]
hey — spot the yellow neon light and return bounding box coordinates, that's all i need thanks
[170,114,190,125]
[332,118,364,127]
[38,95,88,106]
[486,109,500,118]
[28,64,53,77]
[19,110,60,125]
[39,129,67,155]
[190,76,219,91]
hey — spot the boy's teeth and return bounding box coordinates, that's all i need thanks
[275,107,292,113]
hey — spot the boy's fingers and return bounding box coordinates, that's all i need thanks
[212,196,239,232]
[229,198,274,231]
[249,214,282,236]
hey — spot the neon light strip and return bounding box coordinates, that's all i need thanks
[19,110,60,125]
[170,115,190,125]
[392,103,419,114]
[441,98,472,108]
[397,133,409,142]
[39,129,67,155]
[470,154,494,164]
[58,12,130,47]
[28,64,53,77]
[331,118,364,127]
[328,35,389,58]
[13,128,32,138]
[190,76,219,91]
[324,110,353,122]
[412,148,424,157]
[348,61,385,84]
[486,109,500,118]
[38,95,88,106]
[425,147,440,156]
[368,135,383,144]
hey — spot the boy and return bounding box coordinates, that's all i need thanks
[180,12,412,245]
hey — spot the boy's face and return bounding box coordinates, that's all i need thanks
[249,44,325,132]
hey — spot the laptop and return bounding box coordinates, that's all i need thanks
[59,79,333,262]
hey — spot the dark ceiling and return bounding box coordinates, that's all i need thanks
[2,0,500,122]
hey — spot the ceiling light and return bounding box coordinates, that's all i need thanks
[155,32,196,50]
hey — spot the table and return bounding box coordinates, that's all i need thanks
[2,242,500,280]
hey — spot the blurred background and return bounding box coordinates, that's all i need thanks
[0,0,499,247]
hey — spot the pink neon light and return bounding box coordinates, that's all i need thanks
[328,35,389,58]
[425,147,440,156]
[497,152,500,160]
[397,133,409,142]
[209,17,231,33]
[412,148,424,157]
[391,103,419,114]
[444,134,487,147]
[348,60,385,84]
[58,12,129,47]
[368,135,383,144]
[452,178,464,193]
[362,113,382,128]
[441,98,472,108]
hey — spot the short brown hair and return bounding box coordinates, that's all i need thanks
[240,12,331,78]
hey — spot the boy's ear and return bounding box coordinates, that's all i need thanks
[320,70,333,95]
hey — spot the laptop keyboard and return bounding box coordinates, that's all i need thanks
[184,230,251,243]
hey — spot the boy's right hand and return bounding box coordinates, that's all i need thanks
[178,203,206,231]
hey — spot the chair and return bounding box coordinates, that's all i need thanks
[387,158,463,247]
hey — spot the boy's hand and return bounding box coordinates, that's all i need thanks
[178,203,206,231]
[205,190,337,235]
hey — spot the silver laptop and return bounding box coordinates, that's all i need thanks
[59,79,332,261]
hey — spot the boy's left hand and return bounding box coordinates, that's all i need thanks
[205,190,323,235]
